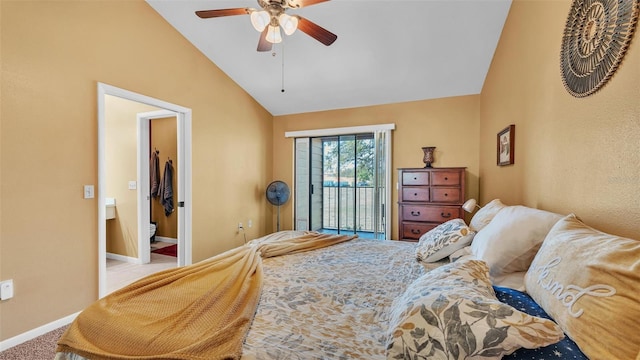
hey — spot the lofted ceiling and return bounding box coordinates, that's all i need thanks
[146,0,512,116]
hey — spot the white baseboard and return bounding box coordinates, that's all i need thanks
[106,252,141,264]
[154,236,177,244]
[0,311,80,351]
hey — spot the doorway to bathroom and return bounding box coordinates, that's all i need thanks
[142,111,179,261]
[98,83,193,298]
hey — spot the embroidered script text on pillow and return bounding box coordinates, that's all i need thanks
[530,257,616,318]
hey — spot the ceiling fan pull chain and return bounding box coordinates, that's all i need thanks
[281,41,286,93]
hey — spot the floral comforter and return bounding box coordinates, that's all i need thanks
[241,238,444,359]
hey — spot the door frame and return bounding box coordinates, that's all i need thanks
[97,82,193,298]
[286,124,394,239]
[136,110,184,266]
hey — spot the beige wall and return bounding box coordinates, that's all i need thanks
[273,95,481,238]
[151,117,178,239]
[105,95,160,257]
[480,0,640,239]
[0,0,272,340]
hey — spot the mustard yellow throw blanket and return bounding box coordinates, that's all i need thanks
[56,232,356,360]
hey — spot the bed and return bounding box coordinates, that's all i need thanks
[241,235,440,359]
[56,233,442,360]
[55,206,640,360]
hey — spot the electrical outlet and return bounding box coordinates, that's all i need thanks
[1,279,14,300]
[248,219,252,228]
[238,222,243,230]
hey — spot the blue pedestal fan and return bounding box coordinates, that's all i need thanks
[266,180,290,232]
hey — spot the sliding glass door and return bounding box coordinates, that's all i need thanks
[294,127,391,239]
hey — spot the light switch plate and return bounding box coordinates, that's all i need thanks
[128,181,137,190]
[84,185,94,199]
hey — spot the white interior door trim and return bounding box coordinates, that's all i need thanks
[98,82,193,298]
[176,112,193,265]
[137,110,176,266]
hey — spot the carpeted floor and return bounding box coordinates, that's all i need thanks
[0,325,68,360]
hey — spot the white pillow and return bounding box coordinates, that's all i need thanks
[470,205,562,286]
[469,199,507,232]
[492,271,526,291]
[415,219,475,263]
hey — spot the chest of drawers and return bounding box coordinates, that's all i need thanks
[397,167,466,241]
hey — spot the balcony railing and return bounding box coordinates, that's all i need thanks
[322,186,383,233]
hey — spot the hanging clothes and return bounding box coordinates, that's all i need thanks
[158,159,174,216]
[150,150,160,198]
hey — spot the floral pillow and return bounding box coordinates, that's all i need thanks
[415,219,475,263]
[386,259,564,360]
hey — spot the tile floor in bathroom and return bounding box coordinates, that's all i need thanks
[106,241,177,294]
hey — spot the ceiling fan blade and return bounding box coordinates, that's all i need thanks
[287,0,329,8]
[295,16,337,46]
[257,28,273,52]
[195,8,249,19]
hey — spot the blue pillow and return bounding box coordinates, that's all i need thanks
[493,286,588,360]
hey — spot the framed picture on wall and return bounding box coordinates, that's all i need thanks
[497,124,515,166]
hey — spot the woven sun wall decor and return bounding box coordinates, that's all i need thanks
[560,0,639,97]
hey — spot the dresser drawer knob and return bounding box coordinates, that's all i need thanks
[444,193,448,197]
[444,177,448,180]
[414,193,418,196]
[441,212,451,218]
[411,229,421,234]
[411,210,421,216]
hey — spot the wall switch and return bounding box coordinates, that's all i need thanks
[0,280,14,300]
[248,219,252,228]
[84,185,94,199]
[128,181,137,190]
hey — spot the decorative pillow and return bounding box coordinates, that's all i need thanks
[469,199,507,232]
[524,214,640,360]
[415,219,475,263]
[386,259,564,360]
[470,205,562,287]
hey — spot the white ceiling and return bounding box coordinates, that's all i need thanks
[146,0,512,116]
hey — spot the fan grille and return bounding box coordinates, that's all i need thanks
[266,181,290,206]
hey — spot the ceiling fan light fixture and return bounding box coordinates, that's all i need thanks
[279,13,298,35]
[250,10,270,32]
[266,25,283,44]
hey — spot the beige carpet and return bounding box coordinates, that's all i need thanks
[0,325,68,360]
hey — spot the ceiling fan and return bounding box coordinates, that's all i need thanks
[196,0,337,52]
